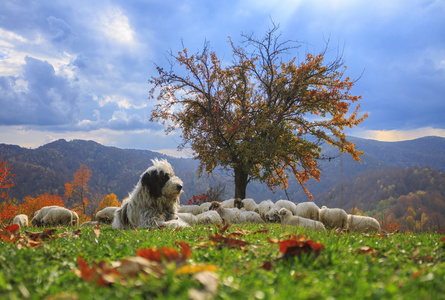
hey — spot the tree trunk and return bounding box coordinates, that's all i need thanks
[234,166,249,199]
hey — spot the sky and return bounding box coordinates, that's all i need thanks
[0,0,444,157]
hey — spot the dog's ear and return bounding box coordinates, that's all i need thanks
[142,170,170,198]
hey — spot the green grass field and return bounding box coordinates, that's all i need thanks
[1,223,444,300]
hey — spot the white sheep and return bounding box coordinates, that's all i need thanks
[258,200,274,220]
[196,210,223,225]
[81,221,99,227]
[199,202,212,214]
[347,215,381,233]
[220,199,235,208]
[279,208,326,231]
[96,207,119,224]
[31,206,62,226]
[319,207,348,229]
[178,205,201,215]
[240,211,264,223]
[71,210,79,226]
[209,201,246,224]
[13,214,28,228]
[265,200,298,222]
[41,207,77,227]
[178,212,198,225]
[241,198,259,212]
[295,202,320,221]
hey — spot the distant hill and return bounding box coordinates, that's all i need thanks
[313,166,445,231]
[1,136,445,205]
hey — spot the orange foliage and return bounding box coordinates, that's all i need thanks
[95,193,120,215]
[65,164,91,217]
[0,201,18,226]
[0,159,15,200]
[18,193,64,220]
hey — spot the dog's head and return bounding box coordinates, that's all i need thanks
[140,159,183,199]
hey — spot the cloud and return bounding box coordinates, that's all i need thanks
[0,56,79,126]
[360,127,445,142]
[101,8,135,45]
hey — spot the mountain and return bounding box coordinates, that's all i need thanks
[1,136,445,205]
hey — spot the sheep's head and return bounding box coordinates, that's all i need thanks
[266,208,280,223]
[234,198,243,209]
[209,201,221,211]
[278,208,291,218]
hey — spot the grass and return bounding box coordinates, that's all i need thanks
[1,223,444,300]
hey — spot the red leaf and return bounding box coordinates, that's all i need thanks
[440,237,445,243]
[136,242,191,263]
[260,261,273,271]
[6,224,20,234]
[271,234,324,259]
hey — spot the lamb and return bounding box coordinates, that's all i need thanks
[265,200,298,222]
[347,215,381,233]
[319,207,348,229]
[241,211,264,223]
[178,205,201,215]
[295,202,320,221]
[41,207,78,227]
[241,198,259,212]
[199,202,212,214]
[209,201,246,223]
[178,212,198,225]
[13,214,28,228]
[258,200,274,220]
[279,208,326,231]
[95,207,119,224]
[196,210,223,225]
[31,206,62,226]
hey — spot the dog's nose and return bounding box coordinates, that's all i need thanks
[176,184,182,191]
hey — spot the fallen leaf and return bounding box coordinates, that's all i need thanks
[92,225,101,238]
[259,261,273,271]
[188,271,219,300]
[355,246,377,255]
[175,264,217,275]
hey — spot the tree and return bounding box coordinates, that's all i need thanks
[65,164,91,217]
[150,25,367,199]
[0,158,15,200]
[18,193,64,220]
[95,193,120,215]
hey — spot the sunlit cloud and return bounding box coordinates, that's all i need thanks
[361,127,445,142]
[101,8,135,45]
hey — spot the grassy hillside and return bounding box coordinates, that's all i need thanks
[1,223,444,299]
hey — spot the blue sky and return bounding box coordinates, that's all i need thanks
[0,0,444,156]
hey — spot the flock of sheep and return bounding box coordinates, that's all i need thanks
[177,198,381,233]
[12,198,380,233]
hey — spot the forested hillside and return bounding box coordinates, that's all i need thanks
[314,166,445,231]
[1,136,445,214]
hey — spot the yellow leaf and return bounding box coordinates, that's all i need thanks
[175,264,217,275]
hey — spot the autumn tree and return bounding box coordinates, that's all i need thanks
[0,157,15,200]
[150,25,367,199]
[95,193,120,215]
[65,164,91,217]
[18,193,64,220]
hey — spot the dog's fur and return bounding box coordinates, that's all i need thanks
[112,159,183,229]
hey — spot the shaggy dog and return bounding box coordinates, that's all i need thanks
[112,159,183,229]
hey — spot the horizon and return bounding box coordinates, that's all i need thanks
[2,134,444,159]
